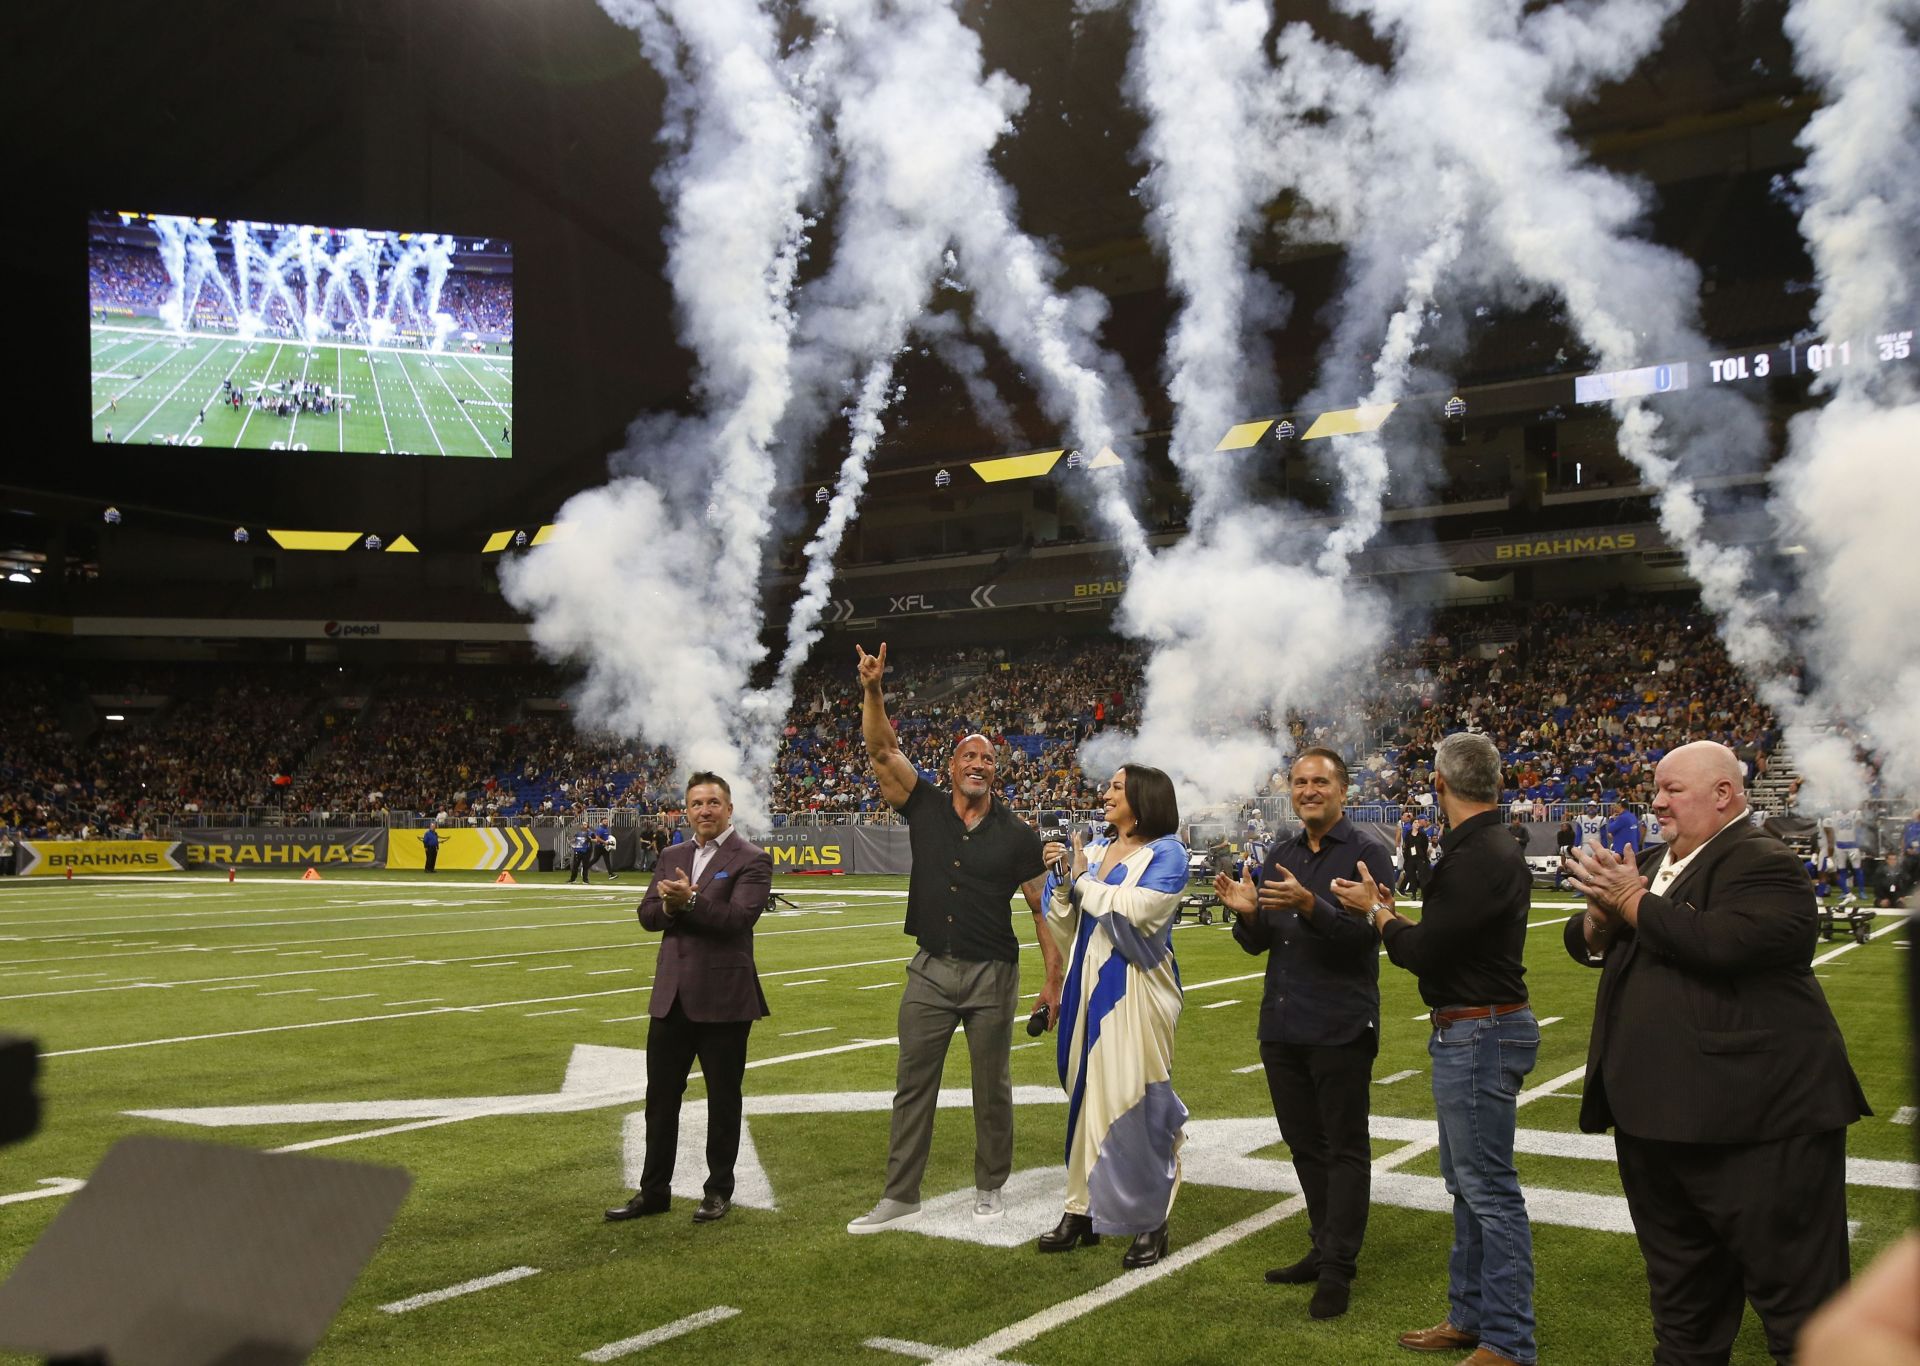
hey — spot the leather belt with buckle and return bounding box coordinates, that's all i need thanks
[1430,1001,1530,1029]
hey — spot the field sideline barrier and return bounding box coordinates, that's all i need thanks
[386,827,539,872]
[763,827,909,875]
[15,840,187,876]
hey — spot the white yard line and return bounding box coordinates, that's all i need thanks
[39,951,926,1057]
[931,1056,1588,1363]
[1182,972,1264,992]
[380,1265,540,1315]
[268,1037,895,1154]
[1200,999,1240,1009]
[121,336,233,443]
[365,345,399,451]
[581,1307,741,1362]
[232,343,286,446]
[425,352,500,455]
[391,352,447,455]
[90,336,168,414]
[1812,916,1909,966]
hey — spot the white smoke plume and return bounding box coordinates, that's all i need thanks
[1126,0,1284,526]
[503,0,820,830]
[1280,0,1790,688]
[1772,0,1920,805]
[1081,0,1396,808]
[773,0,1150,696]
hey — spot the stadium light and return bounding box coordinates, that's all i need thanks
[105,714,125,722]
[5,572,30,584]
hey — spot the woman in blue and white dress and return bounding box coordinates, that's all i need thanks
[1037,764,1188,1269]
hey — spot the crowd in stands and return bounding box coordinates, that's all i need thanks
[88,246,171,310]
[444,274,513,337]
[1355,600,1779,813]
[0,597,1813,841]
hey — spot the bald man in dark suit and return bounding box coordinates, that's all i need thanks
[1563,741,1868,1366]
[604,771,772,1225]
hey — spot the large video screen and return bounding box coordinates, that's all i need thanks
[88,212,513,458]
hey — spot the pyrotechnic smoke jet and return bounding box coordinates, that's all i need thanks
[502,0,820,829]
[771,0,1146,711]
[1308,1,1785,674]
[1081,0,1396,808]
[1771,0,1920,804]
[1090,0,1787,813]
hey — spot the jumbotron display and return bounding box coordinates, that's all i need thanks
[87,211,513,458]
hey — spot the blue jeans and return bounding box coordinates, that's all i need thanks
[1429,1007,1540,1365]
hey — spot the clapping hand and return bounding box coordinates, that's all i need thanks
[1257,862,1315,915]
[1331,863,1392,920]
[658,869,694,914]
[1562,842,1647,916]
[1213,859,1259,918]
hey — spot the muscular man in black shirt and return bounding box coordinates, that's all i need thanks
[1335,731,1538,1366]
[845,642,1062,1235]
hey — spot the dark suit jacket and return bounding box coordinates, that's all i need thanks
[637,831,772,1024]
[1563,817,1868,1144]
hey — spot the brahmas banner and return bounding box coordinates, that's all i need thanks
[176,828,387,868]
[15,840,187,876]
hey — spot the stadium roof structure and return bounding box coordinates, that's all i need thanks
[6,0,1814,538]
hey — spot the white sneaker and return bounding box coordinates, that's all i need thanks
[973,1187,1005,1220]
[846,1198,921,1234]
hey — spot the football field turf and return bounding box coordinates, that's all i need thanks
[2,871,1911,1364]
[89,321,513,458]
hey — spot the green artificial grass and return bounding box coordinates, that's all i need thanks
[89,321,511,457]
[1,870,1910,1363]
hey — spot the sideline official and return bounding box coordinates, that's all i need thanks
[846,642,1063,1235]
[604,772,771,1225]
[1338,731,1538,1366]
[1562,741,1867,1365]
[1216,748,1393,1320]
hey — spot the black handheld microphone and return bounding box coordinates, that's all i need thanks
[1025,1002,1051,1037]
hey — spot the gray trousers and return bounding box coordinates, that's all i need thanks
[883,950,1020,1203]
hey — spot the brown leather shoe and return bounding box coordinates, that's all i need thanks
[1455,1350,1522,1365]
[1397,1321,1479,1353]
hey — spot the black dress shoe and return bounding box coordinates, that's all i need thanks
[1308,1275,1352,1320]
[1264,1252,1321,1284]
[692,1195,731,1223]
[1121,1223,1168,1269]
[1036,1212,1100,1252]
[603,1193,670,1222]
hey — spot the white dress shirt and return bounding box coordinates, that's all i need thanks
[690,826,735,882]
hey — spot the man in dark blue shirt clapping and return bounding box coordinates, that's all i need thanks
[1215,748,1394,1321]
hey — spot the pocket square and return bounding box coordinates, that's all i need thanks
[713,870,731,879]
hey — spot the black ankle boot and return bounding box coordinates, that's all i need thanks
[1121,1223,1168,1269]
[1037,1212,1100,1252]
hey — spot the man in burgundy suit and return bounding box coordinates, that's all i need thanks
[604,772,772,1225]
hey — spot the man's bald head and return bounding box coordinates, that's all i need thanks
[949,733,997,803]
[1651,740,1748,857]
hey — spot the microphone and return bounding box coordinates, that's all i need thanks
[1025,1002,1051,1037]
